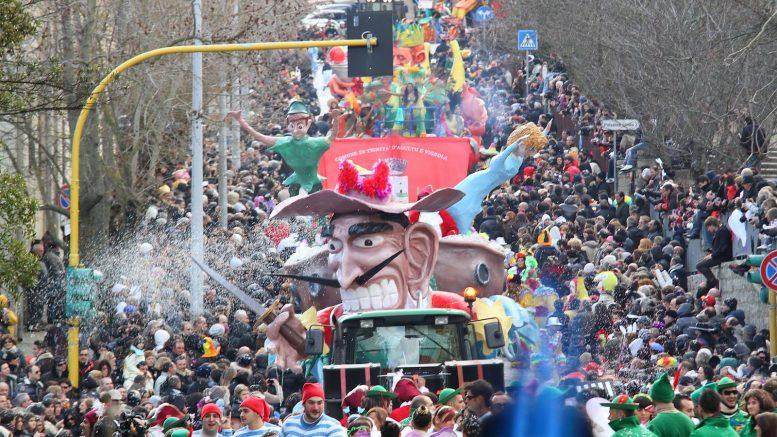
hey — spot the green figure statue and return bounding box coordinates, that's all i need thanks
[227,101,335,195]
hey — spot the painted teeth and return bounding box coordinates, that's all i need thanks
[369,284,383,309]
[340,279,400,312]
[357,287,370,310]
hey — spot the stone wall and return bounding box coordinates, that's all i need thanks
[688,261,768,331]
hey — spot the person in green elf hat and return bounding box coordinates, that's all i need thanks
[227,100,335,195]
[601,394,658,437]
[646,372,696,437]
[363,385,397,412]
[437,387,464,412]
[162,416,189,437]
[691,382,718,405]
[715,377,748,432]
[690,389,738,437]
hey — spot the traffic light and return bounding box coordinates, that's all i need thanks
[742,255,769,303]
[66,267,101,320]
[745,255,765,267]
[346,6,394,77]
[747,271,764,285]
[742,255,764,284]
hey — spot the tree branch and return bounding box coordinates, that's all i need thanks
[40,204,69,217]
[82,194,104,214]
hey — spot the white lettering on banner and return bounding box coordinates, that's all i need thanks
[423,150,447,160]
[334,144,448,162]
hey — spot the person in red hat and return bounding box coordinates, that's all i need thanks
[194,403,231,437]
[234,396,279,436]
[280,383,345,436]
[339,385,367,426]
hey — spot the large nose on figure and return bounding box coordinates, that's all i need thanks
[335,247,364,290]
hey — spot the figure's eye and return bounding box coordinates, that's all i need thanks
[327,239,343,253]
[353,235,384,248]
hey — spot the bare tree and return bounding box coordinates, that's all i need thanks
[1,0,309,256]
[491,0,776,173]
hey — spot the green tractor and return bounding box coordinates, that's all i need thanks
[304,308,506,419]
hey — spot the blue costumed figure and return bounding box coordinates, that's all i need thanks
[448,139,526,233]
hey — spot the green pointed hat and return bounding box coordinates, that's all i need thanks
[691,382,718,404]
[649,372,675,403]
[287,100,311,117]
[365,385,397,399]
[716,377,738,391]
[601,394,638,411]
[437,388,461,405]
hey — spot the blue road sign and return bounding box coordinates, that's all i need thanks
[58,184,70,210]
[518,30,538,51]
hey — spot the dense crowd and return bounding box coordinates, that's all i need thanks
[6,1,777,437]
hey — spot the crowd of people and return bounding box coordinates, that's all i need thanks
[5,1,776,436]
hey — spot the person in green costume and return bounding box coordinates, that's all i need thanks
[601,394,658,437]
[227,101,335,195]
[647,373,696,437]
[716,377,749,433]
[691,389,738,437]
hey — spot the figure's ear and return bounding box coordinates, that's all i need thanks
[404,222,439,292]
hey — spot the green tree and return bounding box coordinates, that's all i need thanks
[0,171,40,300]
[0,0,35,54]
[0,0,38,115]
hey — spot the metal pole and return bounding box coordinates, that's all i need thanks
[66,36,378,267]
[218,67,229,228]
[613,131,618,193]
[230,0,241,170]
[525,50,530,99]
[190,0,204,316]
[770,290,777,359]
[67,319,79,387]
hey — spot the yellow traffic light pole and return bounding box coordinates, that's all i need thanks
[770,292,777,358]
[66,36,378,387]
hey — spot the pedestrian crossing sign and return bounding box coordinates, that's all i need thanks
[518,30,538,51]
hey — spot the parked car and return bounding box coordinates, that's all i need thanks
[301,8,348,36]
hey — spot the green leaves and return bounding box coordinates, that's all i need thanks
[0,172,38,238]
[0,0,36,56]
[0,171,40,296]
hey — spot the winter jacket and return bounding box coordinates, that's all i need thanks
[478,215,502,240]
[689,415,737,437]
[710,226,733,262]
[610,416,657,436]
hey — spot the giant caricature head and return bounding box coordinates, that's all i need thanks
[393,46,427,67]
[323,213,437,311]
[269,161,464,313]
[286,101,313,140]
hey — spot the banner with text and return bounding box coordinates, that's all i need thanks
[320,136,474,202]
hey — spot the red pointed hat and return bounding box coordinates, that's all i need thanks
[270,160,463,219]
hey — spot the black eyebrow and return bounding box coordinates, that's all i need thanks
[348,222,393,237]
[320,225,335,238]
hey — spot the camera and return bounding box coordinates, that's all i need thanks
[119,410,148,437]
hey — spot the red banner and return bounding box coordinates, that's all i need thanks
[319,136,474,202]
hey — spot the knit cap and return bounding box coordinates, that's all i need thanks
[649,372,674,403]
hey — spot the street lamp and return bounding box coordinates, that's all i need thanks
[463,286,478,316]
